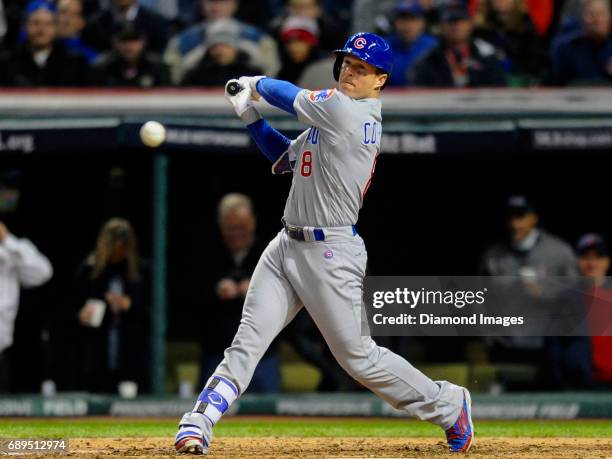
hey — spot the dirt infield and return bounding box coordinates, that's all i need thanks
[40,437,609,458]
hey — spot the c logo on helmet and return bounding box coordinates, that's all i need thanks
[354,37,367,49]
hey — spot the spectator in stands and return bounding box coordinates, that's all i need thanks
[551,0,612,85]
[276,16,328,84]
[386,0,438,86]
[480,195,579,284]
[470,0,555,38]
[270,0,344,51]
[0,220,53,393]
[473,0,545,83]
[285,0,351,89]
[56,0,97,63]
[413,4,507,87]
[72,218,150,394]
[0,1,89,86]
[479,196,579,388]
[164,0,279,84]
[577,233,612,388]
[181,18,262,86]
[82,0,169,55]
[3,0,95,51]
[90,22,170,87]
[173,0,285,29]
[198,193,279,393]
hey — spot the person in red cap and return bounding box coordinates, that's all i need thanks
[277,16,328,84]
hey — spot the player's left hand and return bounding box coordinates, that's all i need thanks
[238,76,266,101]
[225,79,254,117]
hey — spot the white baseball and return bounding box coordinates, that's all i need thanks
[140,121,166,148]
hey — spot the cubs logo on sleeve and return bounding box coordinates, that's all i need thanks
[308,89,335,103]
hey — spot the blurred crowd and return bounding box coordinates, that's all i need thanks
[0,0,611,88]
[1,193,611,396]
[0,217,150,395]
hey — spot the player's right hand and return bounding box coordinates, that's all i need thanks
[224,79,253,117]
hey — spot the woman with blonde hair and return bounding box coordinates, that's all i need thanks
[72,217,150,394]
[89,218,141,283]
[473,0,545,82]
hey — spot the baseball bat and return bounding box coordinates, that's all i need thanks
[226,81,244,96]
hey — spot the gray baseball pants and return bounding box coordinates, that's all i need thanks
[211,228,463,429]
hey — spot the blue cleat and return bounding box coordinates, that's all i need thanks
[445,389,474,453]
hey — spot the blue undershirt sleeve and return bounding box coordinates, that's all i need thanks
[246,118,291,163]
[256,78,302,116]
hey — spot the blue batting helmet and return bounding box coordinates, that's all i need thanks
[333,32,394,89]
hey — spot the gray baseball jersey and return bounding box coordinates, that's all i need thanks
[283,88,382,227]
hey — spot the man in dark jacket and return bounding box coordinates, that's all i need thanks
[413,5,506,87]
[82,0,168,54]
[199,193,279,393]
[0,1,88,86]
[551,0,612,85]
[90,23,170,87]
[480,196,578,280]
[479,196,579,388]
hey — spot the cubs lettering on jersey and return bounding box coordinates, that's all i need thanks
[363,122,378,144]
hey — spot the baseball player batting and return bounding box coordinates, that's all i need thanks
[175,32,474,455]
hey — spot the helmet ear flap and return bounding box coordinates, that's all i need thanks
[333,54,344,81]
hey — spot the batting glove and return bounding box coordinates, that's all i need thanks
[224,79,261,125]
[225,79,253,114]
[239,75,266,101]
